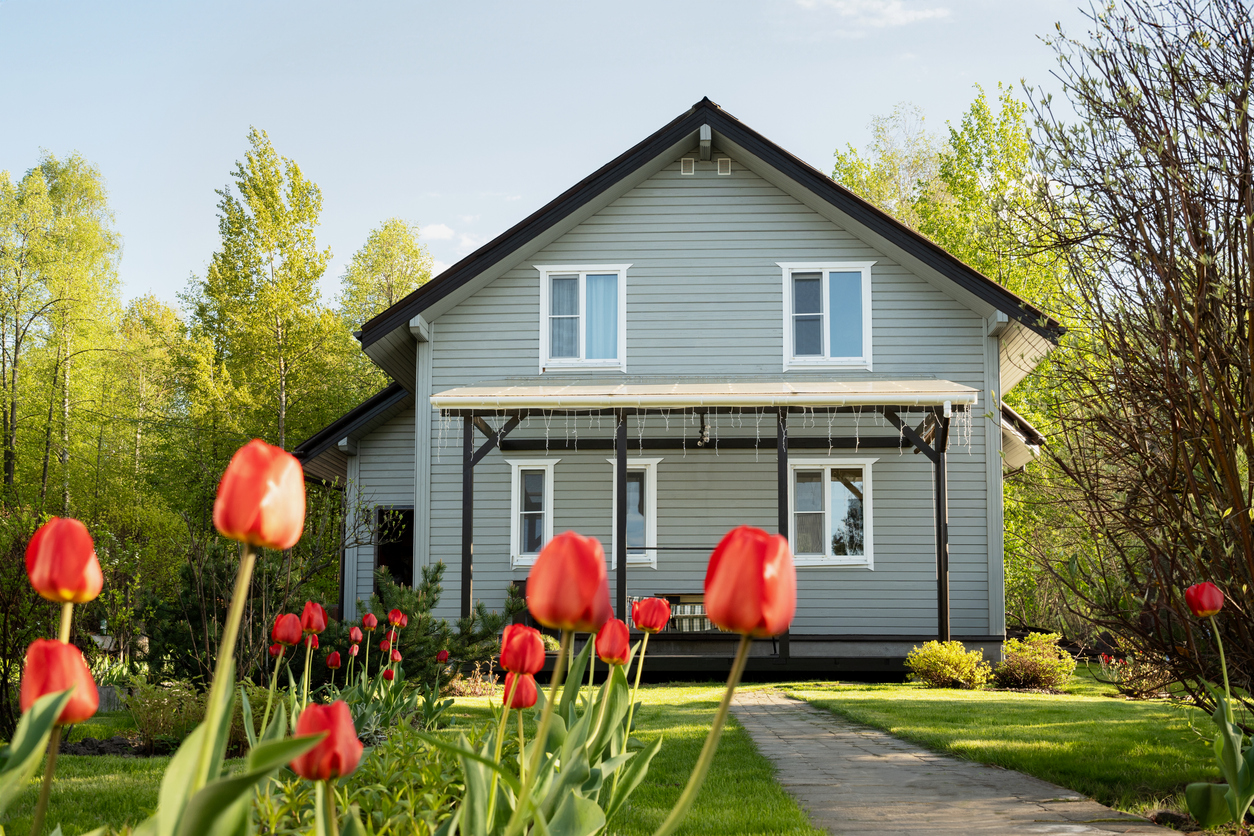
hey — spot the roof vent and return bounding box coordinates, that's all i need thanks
[717,157,732,175]
[699,124,712,160]
[680,158,695,176]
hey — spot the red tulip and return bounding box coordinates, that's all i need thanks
[503,672,538,709]
[1185,582,1224,618]
[349,626,363,644]
[526,531,612,632]
[301,601,327,634]
[348,643,359,657]
[704,526,796,638]
[213,439,306,551]
[289,701,363,781]
[596,618,630,666]
[390,649,402,663]
[632,597,672,634]
[436,649,449,663]
[382,668,394,681]
[326,651,342,670]
[379,639,390,652]
[25,517,103,604]
[269,643,282,657]
[361,613,378,632]
[272,613,302,646]
[305,634,319,650]
[500,624,545,674]
[388,609,407,628]
[20,639,98,725]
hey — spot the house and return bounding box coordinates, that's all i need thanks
[295,98,1061,673]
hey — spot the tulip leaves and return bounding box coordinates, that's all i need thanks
[0,690,72,817]
[1185,689,1254,828]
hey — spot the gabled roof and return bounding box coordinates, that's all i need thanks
[358,97,1064,364]
[292,382,412,483]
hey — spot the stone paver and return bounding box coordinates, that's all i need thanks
[729,690,1167,835]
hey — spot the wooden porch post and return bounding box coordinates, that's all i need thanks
[616,411,628,621]
[935,414,951,641]
[461,416,473,619]
[777,407,790,661]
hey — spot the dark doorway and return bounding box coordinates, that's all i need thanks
[375,507,414,590]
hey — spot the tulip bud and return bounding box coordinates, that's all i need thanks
[349,626,363,644]
[289,701,363,781]
[390,649,402,663]
[272,613,302,646]
[526,531,612,632]
[379,639,390,652]
[388,609,407,628]
[348,643,359,657]
[1185,582,1224,617]
[382,668,394,681]
[269,643,282,658]
[213,439,306,551]
[704,526,796,637]
[596,618,630,666]
[305,634,319,650]
[436,649,449,663]
[503,672,538,709]
[20,639,98,725]
[632,597,672,634]
[301,601,327,634]
[361,613,378,632]
[326,651,342,670]
[25,517,103,604]
[500,624,545,674]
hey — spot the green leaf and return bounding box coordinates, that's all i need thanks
[546,793,605,836]
[1186,782,1233,828]
[0,690,72,816]
[432,805,461,836]
[559,640,594,718]
[412,732,521,793]
[239,688,257,750]
[149,722,210,836]
[587,665,630,762]
[339,804,367,836]
[604,734,663,823]
[457,734,490,836]
[261,702,287,743]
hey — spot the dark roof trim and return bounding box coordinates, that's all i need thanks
[359,97,1063,350]
[1000,403,1047,447]
[292,382,410,464]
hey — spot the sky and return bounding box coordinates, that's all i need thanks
[0,0,1091,309]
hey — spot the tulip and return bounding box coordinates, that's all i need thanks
[632,597,672,634]
[382,668,394,681]
[26,517,103,605]
[500,624,545,674]
[349,626,363,643]
[436,649,449,663]
[1185,582,1223,618]
[269,643,282,658]
[348,643,359,657]
[301,601,327,634]
[525,531,612,632]
[704,525,796,637]
[327,651,341,670]
[596,618,630,666]
[388,608,407,627]
[379,639,390,652]
[305,634,319,650]
[21,639,98,725]
[290,700,364,831]
[212,439,306,551]
[503,672,537,709]
[390,649,402,663]
[361,612,378,631]
[272,613,302,646]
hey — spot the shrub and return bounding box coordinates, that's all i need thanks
[905,640,993,689]
[994,632,1077,689]
[126,677,267,754]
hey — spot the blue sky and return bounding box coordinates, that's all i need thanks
[0,1,1089,308]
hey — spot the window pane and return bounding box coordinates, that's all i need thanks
[795,512,824,555]
[795,470,822,511]
[585,274,618,359]
[794,315,822,356]
[793,273,822,313]
[831,468,865,556]
[522,470,545,511]
[521,513,544,554]
[550,276,578,315]
[829,271,863,358]
[550,317,578,358]
[626,471,645,552]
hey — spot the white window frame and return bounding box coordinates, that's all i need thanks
[788,456,877,568]
[606,457,661,568]
[507,458,559,568]
[536,264,630,373]
[778,261,874,371]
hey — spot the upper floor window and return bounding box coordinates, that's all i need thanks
[536,264,629,372]
[778,262,874,370]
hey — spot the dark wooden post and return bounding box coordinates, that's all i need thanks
[461,416,473,619]
[935,414,951,641]
[777,407,790,662]
[616,410,628,621]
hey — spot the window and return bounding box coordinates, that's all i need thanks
[788,458,876,567]
[536,265,630,371]
[507,458,559,567]
[375,507,414,589]
[778,262,874,370]
[607,457,661,567]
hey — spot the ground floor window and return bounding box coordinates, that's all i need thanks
[507,458,559,567]
[788,458,876,567]
[375,506,414,589]
[608,457,662,567]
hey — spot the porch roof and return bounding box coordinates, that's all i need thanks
[430,378,979,413]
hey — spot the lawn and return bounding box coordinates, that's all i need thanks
[783,667,1219,814]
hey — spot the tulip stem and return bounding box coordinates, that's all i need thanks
[613,632,651,798]
[302,640,314,708]
[650,634,752,836]
[58,602,73,643]
[504,629,570,836]
[587,645,595,704]
[517,709,526,783]
[30,725,61,835]
[1209,615,1233,723]
[363,633,371,682]
[192,542,257,792]
[261,648,284,736]
[487,674,522,826]
[318,779,338,836]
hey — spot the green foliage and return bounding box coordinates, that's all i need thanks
[993,633,1076,689]
[338,218,434,328]
[0,690,74,816]
[125,677,271,755]
[905,641,993,689]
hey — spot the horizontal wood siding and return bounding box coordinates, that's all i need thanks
[351,407,417,615]
[402,153,993,634]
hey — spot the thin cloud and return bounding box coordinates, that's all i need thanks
[432,260,451,276]
[796,0,949,29]
[423,223,455,241]
[457,233,488,254]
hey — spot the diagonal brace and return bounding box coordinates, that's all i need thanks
[470,415,521,467]
[883,409,938,463]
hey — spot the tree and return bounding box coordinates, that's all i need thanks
[1031,0,1254,713]
[339,218,433,328]
[833,103,940,231]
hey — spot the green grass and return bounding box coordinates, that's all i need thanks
[783,669,1218,814]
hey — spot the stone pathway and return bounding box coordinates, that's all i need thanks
[729,690,1167,835]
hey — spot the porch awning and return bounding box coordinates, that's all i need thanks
[431,379,979,413]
